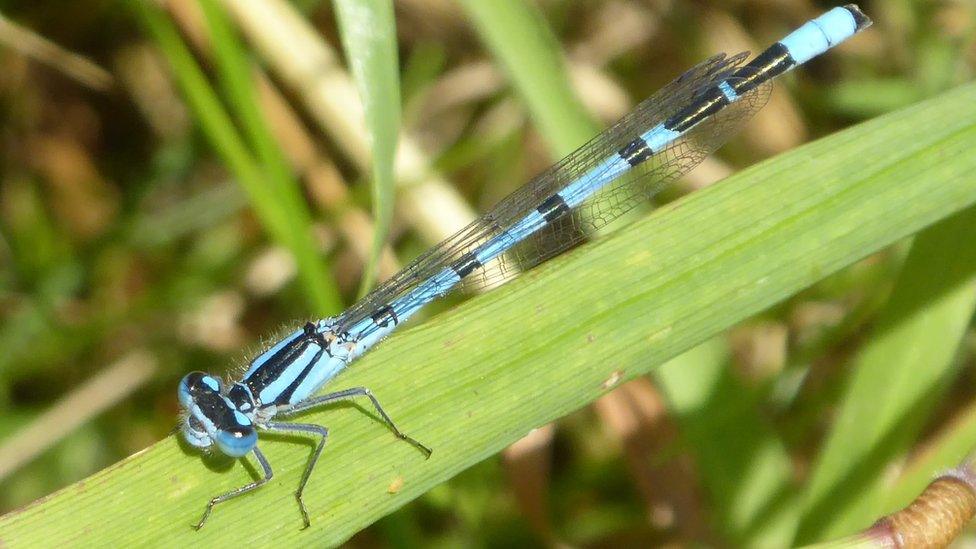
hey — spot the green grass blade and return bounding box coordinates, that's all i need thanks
[137,1,340,314]
[654,339,800,547]
[332,0,401,296]
[1,82,975,547]
[456,0,599,155]
[198,0,340,315]
[795,204,976,543]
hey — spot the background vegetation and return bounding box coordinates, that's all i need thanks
[0,0,974,546]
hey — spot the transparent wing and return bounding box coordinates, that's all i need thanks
[471,72,772,290]
[337,52,766,331]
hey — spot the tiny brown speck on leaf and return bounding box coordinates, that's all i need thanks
[388,476,404,494]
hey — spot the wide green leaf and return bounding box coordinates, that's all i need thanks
[1,82,975,547]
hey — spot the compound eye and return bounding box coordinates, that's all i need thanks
[215,424,257,458]
[178,371,221,408]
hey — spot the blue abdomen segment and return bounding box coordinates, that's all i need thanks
[779,6,862,64]
[473,231,518,267]
[392,267,461,321]
[641,124,682,153]
[718,81,738,102]
[559,155,630,208]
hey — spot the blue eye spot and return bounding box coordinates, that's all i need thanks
[233,410,250,426]
[201,375,220,391]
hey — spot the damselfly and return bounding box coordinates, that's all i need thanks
[179,5,872,529]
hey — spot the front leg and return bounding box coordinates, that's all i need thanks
[195,447,273,530]
[263,421,328,529]
[279,387,432,458]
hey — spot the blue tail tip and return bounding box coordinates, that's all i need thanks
[843,4,873,31]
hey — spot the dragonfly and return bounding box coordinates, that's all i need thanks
[178,4,872,529]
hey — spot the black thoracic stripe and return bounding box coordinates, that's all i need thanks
[728,42,794,96]
[618,137,654,166]
[663,84,733,133]
[537,194,570,223]
[273,346,326,405]
[371,305,399,327]
[451,252,482,278]
[244,332,314,395]
[227,383,254,411]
